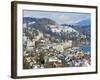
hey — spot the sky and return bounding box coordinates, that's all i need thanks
[23,10,91,24]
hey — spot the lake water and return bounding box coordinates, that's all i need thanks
[79,44,91,53]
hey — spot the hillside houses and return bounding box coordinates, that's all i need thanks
[23,20,90,69]
[47,24,79,34]
[47,25,61,33]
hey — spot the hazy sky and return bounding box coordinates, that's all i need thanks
[23,10,91,24]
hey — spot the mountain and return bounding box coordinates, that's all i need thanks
[23,17,56,33]
[23,17,88,41]
[23,17,37,23]
[76,18,91,26]
[61,18,91,40]
[74,18,91,39]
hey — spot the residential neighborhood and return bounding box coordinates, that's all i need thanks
[23,19,91,69]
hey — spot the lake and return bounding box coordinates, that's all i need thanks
[80,44,91,54]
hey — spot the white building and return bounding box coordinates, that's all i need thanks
[47,25,61,33]
[60,25,79,34]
